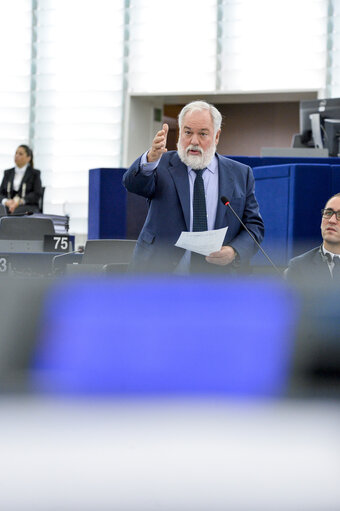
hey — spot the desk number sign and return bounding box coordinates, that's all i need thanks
[0,257,9,274]
[44,235,71,253]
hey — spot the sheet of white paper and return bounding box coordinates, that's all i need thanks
[175,227,228,256]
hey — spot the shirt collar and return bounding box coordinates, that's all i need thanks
[15,163,28,174]
[187,154,218,175]
[322,244,340,261]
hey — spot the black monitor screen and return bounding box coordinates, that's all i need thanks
[300,97,340,155]
[324,119,340,157]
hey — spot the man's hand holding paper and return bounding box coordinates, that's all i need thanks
[175,227,237,266]
[175,228,225,255]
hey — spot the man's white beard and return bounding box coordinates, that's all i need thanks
[177,141,216,169]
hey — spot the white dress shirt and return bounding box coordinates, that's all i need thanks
[322,244,340,277]
[13,164,28,191]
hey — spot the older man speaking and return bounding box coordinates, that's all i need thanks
[123,100,264,273]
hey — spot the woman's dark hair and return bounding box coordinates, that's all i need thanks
[18,144,34,168]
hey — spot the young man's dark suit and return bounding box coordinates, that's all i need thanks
[285,246,333,283]
[0,166,43,213]
[123,151,264,273]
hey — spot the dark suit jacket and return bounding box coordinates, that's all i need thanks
[0,166,43,210]
[123,151,264,272]
[285,246,332,283]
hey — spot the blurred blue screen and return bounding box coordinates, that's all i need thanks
[32,276,298,397]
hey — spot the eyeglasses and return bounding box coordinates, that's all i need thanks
[321,208,340,220]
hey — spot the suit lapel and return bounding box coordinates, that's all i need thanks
[8,168,15,185]
[313,247,332,280]
[21,165,32,184]
[168,154,190,231]
[7,168,15,196]
[214,154,235,229]
[18,165,33,195]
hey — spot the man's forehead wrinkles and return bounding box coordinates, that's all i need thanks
[183,125,210,131]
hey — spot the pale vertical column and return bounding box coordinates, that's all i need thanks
[0,0,32,171]
[32,0,125,236]
[326,0,340,97]
[128,0,218,94]
[220,0,328,92]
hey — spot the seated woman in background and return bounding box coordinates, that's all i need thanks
[0,145,43,215]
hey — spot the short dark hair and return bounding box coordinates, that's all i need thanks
[324,192,340,208]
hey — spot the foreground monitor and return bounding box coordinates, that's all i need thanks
[32,275,298,398]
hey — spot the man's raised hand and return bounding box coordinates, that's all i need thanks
[147,123,169,162]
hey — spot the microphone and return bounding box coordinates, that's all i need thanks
[52,246,85,275]
[220,196,282,276]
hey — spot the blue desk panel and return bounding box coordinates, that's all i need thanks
[252,163,332,265]
[88,168,127,239]
[88,158,340,267]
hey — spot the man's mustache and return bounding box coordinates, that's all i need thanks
[186,145,203,155]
